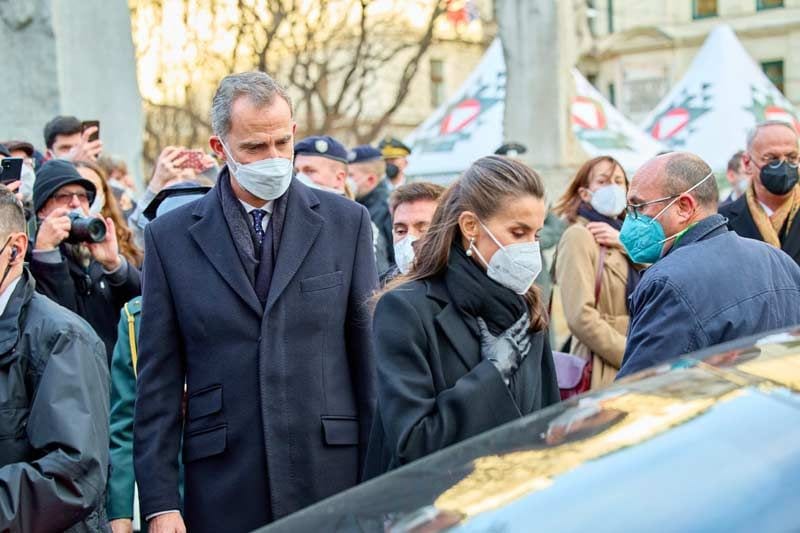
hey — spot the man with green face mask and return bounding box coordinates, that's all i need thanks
[616,152,800,378]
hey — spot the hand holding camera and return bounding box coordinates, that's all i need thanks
[36,207,119,269]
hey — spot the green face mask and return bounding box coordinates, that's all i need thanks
[620,172,713,263]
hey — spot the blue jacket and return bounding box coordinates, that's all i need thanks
[133,177,378,533]
[618,214,800,378]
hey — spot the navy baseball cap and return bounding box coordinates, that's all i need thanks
[294,135,349,164]
[347,145,382,164]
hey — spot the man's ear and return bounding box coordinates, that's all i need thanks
[741,153,757,176]
[209,136,226,161]
[11,233,28,263]
[334,169,346,188]
[676,194,698,221]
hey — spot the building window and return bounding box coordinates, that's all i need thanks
[430,59,445,107]
[762,60,785,94]
[757,0,783,10]
[586,73,598,87]
[692,0,717,19]
[608,83,616,106]
[607,0,613,34]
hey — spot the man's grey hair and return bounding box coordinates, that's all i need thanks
[0,187,26,240]
[662,152,718,208]
[746,120,798,150]
[210,72,294,140]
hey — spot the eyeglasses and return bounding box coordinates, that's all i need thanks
[749,152,800,167]
[625,194,680,220]
[52,191,94,205]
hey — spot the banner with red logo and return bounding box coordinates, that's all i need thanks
[641,25,800,170]
[405,39,664,182]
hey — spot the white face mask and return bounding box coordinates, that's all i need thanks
[221,141,293,201]
[89,190,106,216]
[470,222,542,295]
[296,171,345,196]
[393,235,417,274]
[589,183,627,217]
[19,165,35,203]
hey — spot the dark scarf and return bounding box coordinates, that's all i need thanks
[444,243,545,410]
[577,203,641,307]
[444,243,529,336]
[217,167,289,287]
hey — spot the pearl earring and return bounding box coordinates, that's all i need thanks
[466,237,475,256]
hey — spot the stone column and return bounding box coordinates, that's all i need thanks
[0,0,144,187]
[495,0,588,193]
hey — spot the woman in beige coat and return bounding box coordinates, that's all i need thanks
[552,156,639,388]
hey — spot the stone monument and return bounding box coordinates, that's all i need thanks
[495,0,591,192]
[0,0,144,186]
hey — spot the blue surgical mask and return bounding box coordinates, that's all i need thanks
[221,141,293,201]
[620,172,713,264]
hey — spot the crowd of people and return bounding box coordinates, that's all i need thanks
[0,70,798,533]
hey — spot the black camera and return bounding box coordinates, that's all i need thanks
[67,212,106,244]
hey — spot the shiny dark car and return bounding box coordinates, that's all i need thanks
[258,328,800,532]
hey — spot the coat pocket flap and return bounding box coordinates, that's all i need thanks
[321,416,358,446]
[187,385,223,421]
[183,424,226,463]
[301,271,344,293]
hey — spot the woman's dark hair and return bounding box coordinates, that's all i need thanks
[386,155,548,331]
[552,156,628,223]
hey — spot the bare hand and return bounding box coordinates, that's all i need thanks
[68,127,103,162]
[34,207,72,251]
[4,180,23,203]
[150,147,189,192]
[149,512,186,533]
[87,217,121,270]
[586,222,622,248]
[109,518,133,533]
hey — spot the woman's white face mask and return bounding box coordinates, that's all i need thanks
[588,184,627,217]
[469,221,542,295]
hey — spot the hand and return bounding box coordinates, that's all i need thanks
[586,222,622,248]
[35,207,72,251]
[149,512,186,533]
[68,127,103,162]
[150,147,190,193]
[87,217,121,270]
[109,518,133,533]
[4,180,23,203]
[477,313,531,384]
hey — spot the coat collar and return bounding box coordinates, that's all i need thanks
[426,276,482,371]
[190,182,263,315]
[190,177,323,316]
[668,214,728,256]
[358,179,390,210]
[265,179,323,313]
[0,270,35,359]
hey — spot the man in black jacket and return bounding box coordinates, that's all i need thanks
[719,120,800,265]
[0,187,110,532]
[30,160,141,362]
[349,144,394,267]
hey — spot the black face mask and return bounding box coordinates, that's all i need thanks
[760,160,799,196]
[385,162,399,180]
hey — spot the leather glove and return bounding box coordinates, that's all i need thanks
[477,313,531,385]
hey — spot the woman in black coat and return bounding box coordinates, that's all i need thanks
[364,156,561,479]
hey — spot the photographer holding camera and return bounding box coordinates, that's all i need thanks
[31,160,141,363]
